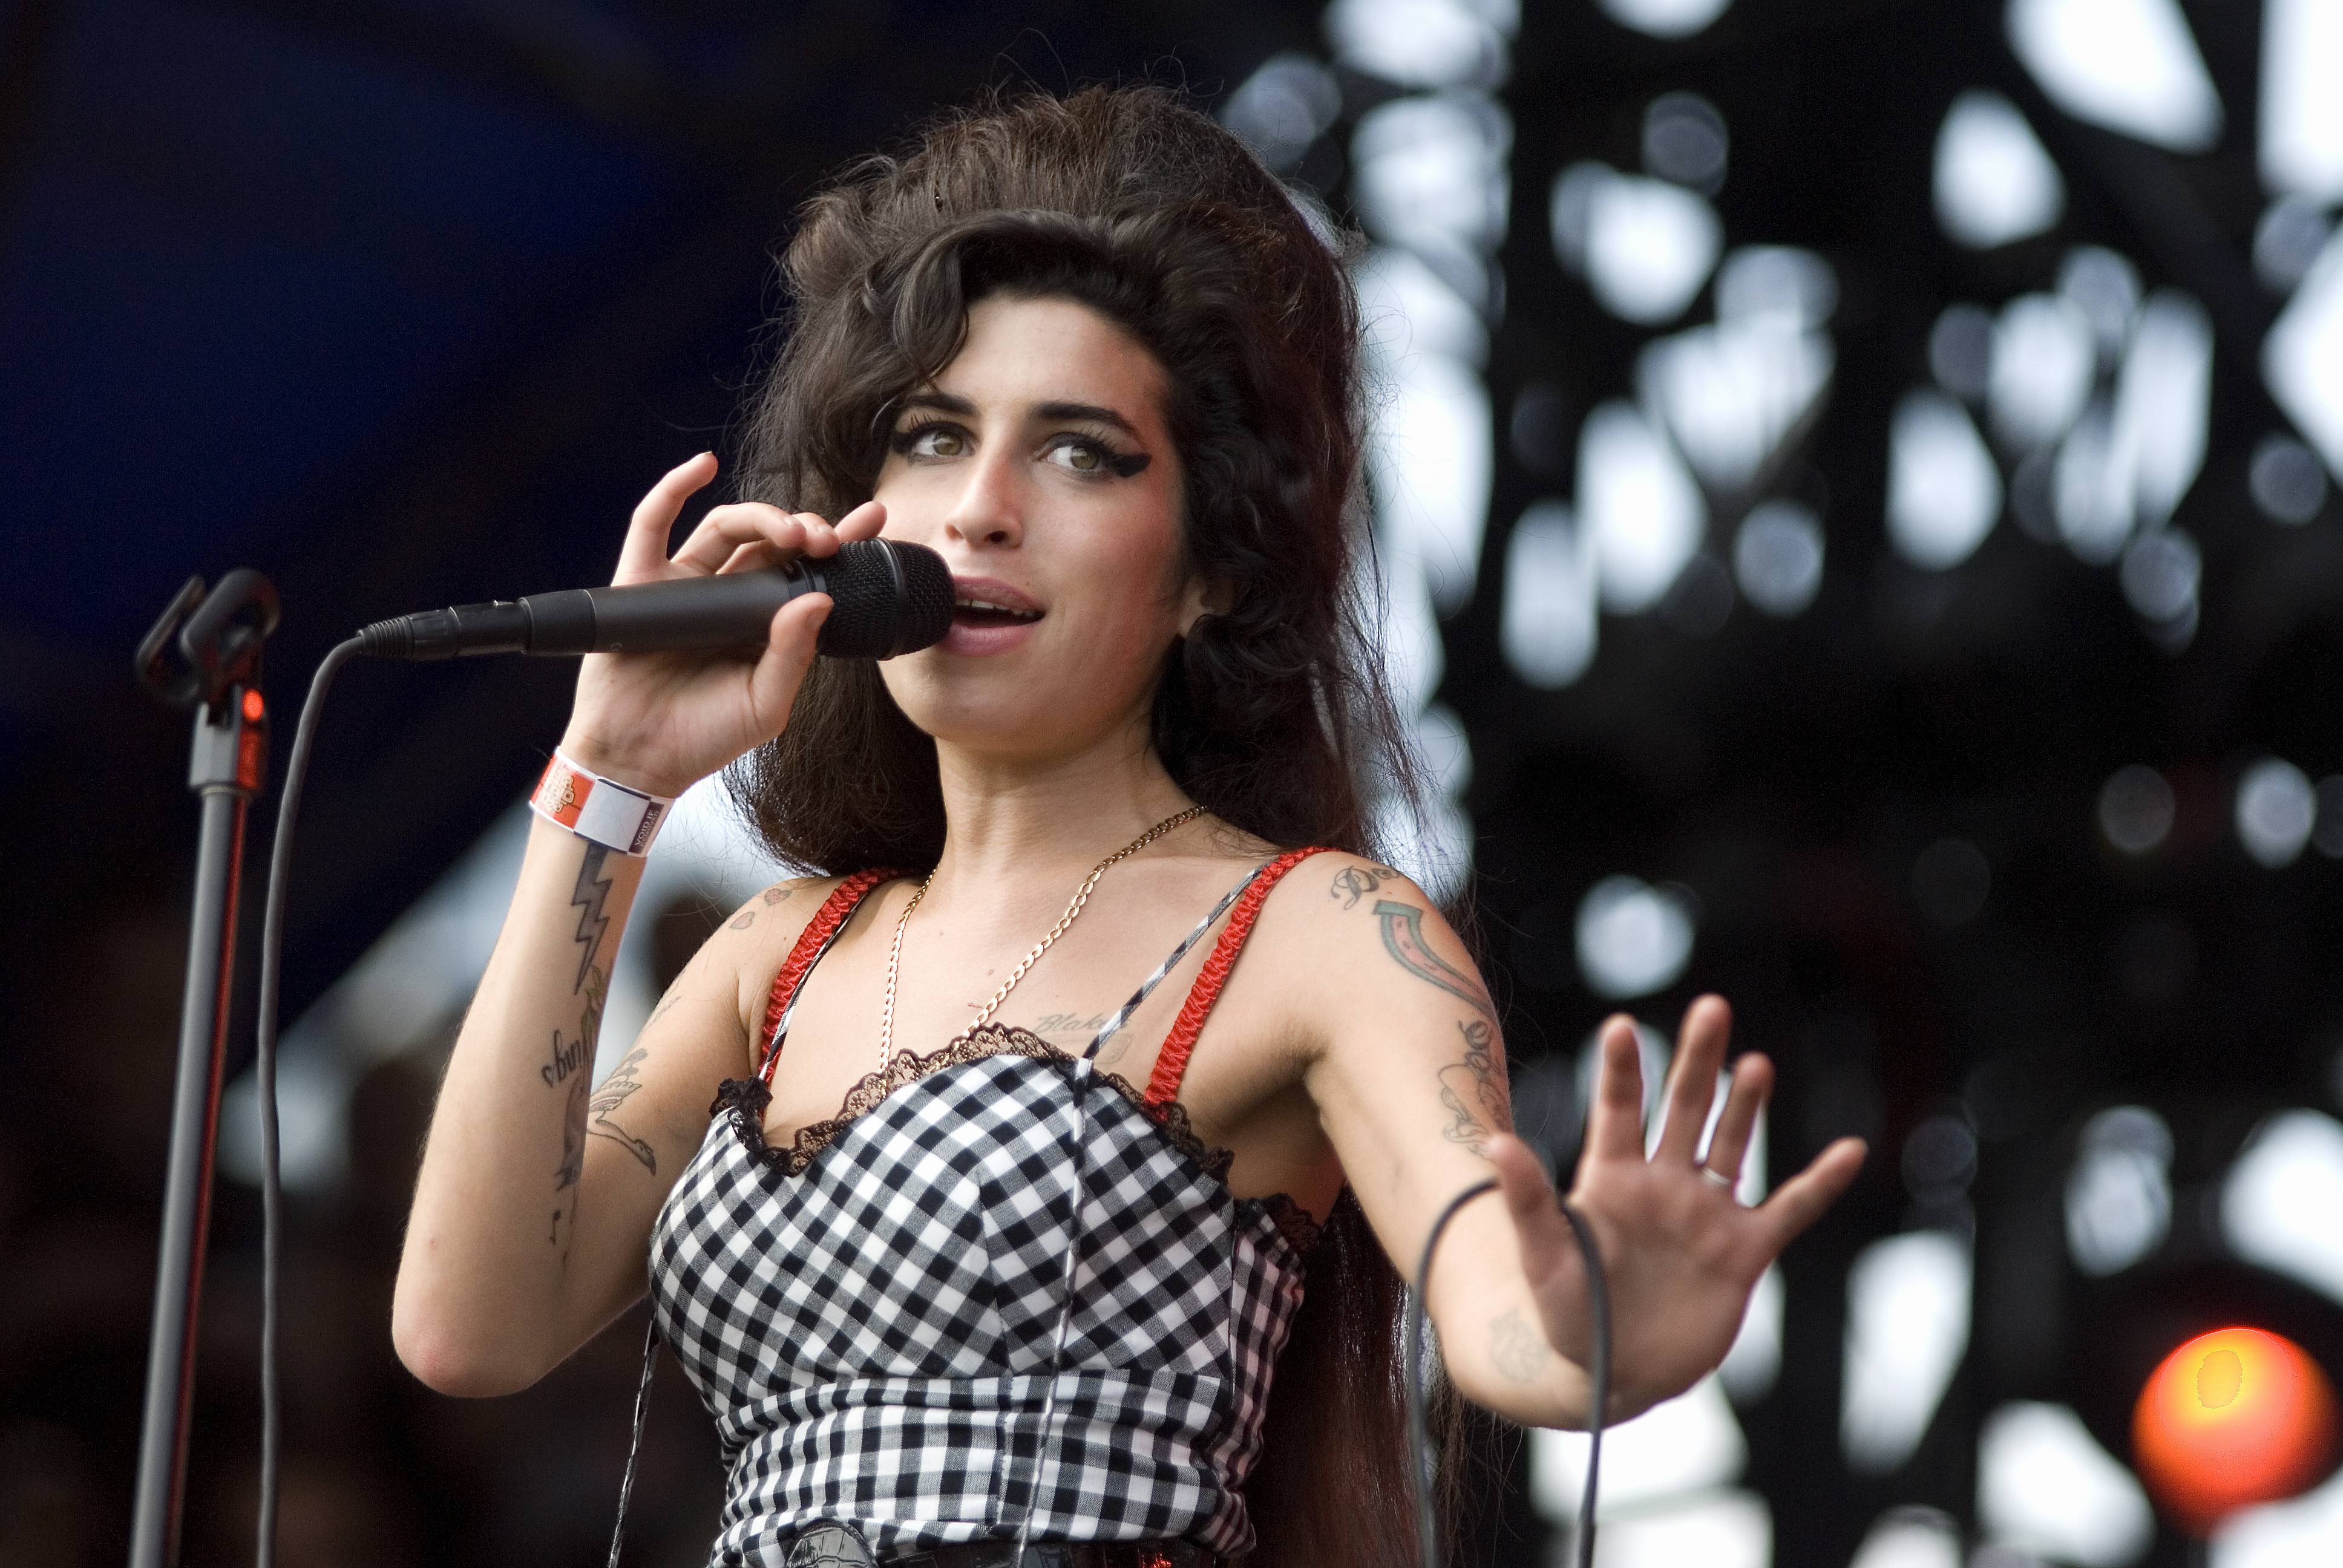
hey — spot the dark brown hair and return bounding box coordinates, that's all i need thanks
[724,84,1454,1567]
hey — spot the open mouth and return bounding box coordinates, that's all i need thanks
[951,596,1044,628]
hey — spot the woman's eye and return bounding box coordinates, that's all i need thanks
[1047,439,1109,475]
[890,423,966,459]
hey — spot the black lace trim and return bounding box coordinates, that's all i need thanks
[712,1022,1324,1253]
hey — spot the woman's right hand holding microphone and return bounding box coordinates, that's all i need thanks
[557,452,885,799]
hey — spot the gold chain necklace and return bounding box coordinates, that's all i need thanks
[877,806,1207,1073]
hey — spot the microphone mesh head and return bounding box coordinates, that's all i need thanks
[818,539,956,659]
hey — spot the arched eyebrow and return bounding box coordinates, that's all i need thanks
[898,390,1144,443]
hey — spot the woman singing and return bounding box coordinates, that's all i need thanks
[390,84,1866,1568]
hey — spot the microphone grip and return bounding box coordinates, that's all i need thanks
[558,561,820,654]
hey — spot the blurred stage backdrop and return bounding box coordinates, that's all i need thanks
[7,0,2343,1564]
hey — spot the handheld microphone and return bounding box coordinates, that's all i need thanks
[356,538,955,662]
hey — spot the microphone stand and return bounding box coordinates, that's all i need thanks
[129,570,279,1568]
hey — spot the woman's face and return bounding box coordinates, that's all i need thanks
[871,292,1204,759]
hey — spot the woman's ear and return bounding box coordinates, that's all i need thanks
[1176,575,1236,636]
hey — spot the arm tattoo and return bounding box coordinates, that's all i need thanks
[1373,900,1496,1019]
[587,1046,658,1174]
[568,843,615,994]
[727,881,799,930]
[1329,862,1403,910]
[1490,1307,1552,1384]
[551,964,606,1199]
[1437,1018,1512,1155]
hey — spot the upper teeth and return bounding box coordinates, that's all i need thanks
[957,598,1037,616]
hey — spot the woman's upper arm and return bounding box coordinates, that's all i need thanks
[560,875,836,1338]
[1289,857,1515,1284]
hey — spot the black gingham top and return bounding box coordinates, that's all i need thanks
[646,850,1332,1564]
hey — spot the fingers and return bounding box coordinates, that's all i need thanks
[743,593,829,734]
[1656,995,1732,1163]
[617,452,718,583]
[671,505,847,576]
[1488,1133,1577,1290]
[1700,1052,1772,1184]
[1751,1137,1868,1260]
[836,498,887,542]
[1583,1016,1650,1165]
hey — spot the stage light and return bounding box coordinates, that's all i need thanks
[1719,1264,1783,1404]
[2253,198,2332,294]
[1573,875,1694,999]
[2260,0,2343,204]
[2112,292,2213,528]
[1217,53,1341,171]
[1989,293,2094,452]
[1887,390,2001,570]
[2212,1466,2343,1568]
[1636,318,1833,493]
[2248,434,2327,524]
[1643,90,1728,195]
[1552,162,1722,326]
[2060,247,2140,355]
[1501,500,1598,687]
[1843,1230,1972,1474]
[2132,1327,2339,1535]
[1979,1402,2154,1565]
[2066,1106,2174,1276]
[1599,0,1732,42]
[2054,404,2133,564]
[1351,93,1511,263]
[2099,765,2176,854]
[1355,249,1493,615]
[1530,1374,1746,1515]
[1929,304,1997,402]
[2223,1111,2343,1307]
[1579,400,1705,612]
[1733,500,1825,617]
[2236,759,2316,869]
[1849,1508,1961,1568]
[2120,530,2200,627]
[2006,0,2222,154]
[1324,0,1512,90]
[1715,244,1835,328]
[1935,91,2065,250]
[2263,230,2343,479]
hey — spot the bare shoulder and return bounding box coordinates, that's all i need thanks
[652,874,848,1062]
[1245,852,1493,1048]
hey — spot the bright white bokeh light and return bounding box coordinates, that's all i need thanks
[1501,501,1598,687]
[1978,1402,2155,1567]
[1637,319,1833,494]
[2114,291,2215,528]
[2120,529,2200,626]
[2007,0,2223,153]
[2250,433,2329,524]
[1351,93,1512,261]
[1849,1509,1964,1568]
[1715,245,1837,328]
[1843,1230,1973,1474]
[1990,293,2096,451]
[1580,401,1707,612]
[1552,162,1723,326]
[1325,0,1515,89]
[1576,874,1695,999]
[1936,91,2066,249]
[2264,229,2343,480]
[2061,246,2143,361]
[1564,1489,1771,1568]
[2212,1462,2343,1568]
[2065,1105,2173,1276]
[1599,0,1733,41]
[2256,197,2334,294]
[1355,249,1493,615]
[1530,1374,1746,1516]
[1888,390,2003,570]
[2237,757,2318,869]
[2222,1108,2343,1305]
[1369,539,1445,716]
[2261,0,2343,204]
[1219,53,1342,171]
[1734,500,1826,617]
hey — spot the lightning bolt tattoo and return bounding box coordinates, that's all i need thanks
[569,843,614,995]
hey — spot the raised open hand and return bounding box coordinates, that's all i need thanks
[1487,996,1866,1421]
[560,452,886,798]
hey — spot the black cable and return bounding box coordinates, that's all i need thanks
[1406,1176,1610,1568]
[252,635,365,1568]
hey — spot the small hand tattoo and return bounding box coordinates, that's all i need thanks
[1331,863,1403,910]
[1491,1308,1551,1384]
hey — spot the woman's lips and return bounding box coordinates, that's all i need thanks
[939,612,1042,656]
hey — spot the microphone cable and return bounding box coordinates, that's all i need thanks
[1406,1176,1610,1568]
[251,635,364,1568]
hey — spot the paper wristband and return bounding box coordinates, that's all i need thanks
[530,750,672,857]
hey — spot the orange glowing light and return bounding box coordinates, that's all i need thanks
[2132,1327,2339,1535]
[241,689,264,722]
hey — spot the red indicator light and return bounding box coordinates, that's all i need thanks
[241,689,264,722]
[2132,1327,2339,1535]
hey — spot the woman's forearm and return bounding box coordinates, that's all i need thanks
[392,812,646,1396]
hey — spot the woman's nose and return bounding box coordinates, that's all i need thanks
[943,448,1024,548]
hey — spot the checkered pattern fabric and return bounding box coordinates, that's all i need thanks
[646,854,1333,1565]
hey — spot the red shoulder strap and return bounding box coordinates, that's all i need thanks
[1142,847,1338,1107]
[757,869,900,1080]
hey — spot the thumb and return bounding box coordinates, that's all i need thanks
[746,593,828,735]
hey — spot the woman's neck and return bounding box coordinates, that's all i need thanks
[926,719,1197,897]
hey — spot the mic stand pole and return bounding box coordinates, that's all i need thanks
[129,570,280,1568]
